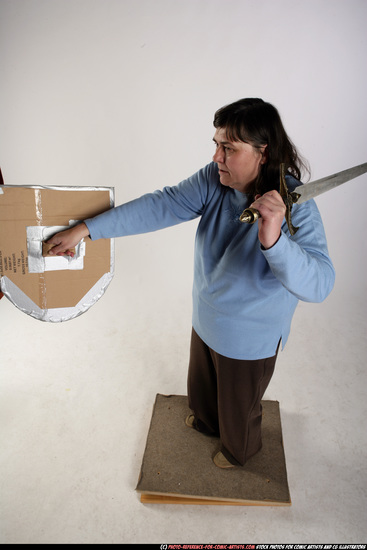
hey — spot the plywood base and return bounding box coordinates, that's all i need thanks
[136,394,291,506]
[140,494,290,506]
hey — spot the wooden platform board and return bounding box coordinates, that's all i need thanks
[136,394,291,506]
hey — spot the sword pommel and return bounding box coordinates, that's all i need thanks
[239,208,260,223]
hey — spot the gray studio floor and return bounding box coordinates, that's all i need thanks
[1,241,366,543]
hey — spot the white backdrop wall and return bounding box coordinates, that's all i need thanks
[1,0,366,544]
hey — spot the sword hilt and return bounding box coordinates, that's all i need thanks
[239,164,299,236]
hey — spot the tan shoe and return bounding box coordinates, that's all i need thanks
[185,414,195,428]
[213,451,235,469]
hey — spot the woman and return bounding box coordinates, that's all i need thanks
[47,98,335,468]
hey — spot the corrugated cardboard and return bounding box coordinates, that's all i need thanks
[0,184,114,321]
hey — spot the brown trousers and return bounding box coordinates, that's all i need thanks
[187,328,279,466]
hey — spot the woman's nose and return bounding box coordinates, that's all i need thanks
[213,146,224,163]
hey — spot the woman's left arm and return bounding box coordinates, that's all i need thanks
[258,194,336,303]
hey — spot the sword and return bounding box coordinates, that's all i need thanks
[239,162,367,235]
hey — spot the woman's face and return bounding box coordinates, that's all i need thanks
[212,127,266,193]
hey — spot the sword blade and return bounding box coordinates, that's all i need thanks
[293,162,367,204]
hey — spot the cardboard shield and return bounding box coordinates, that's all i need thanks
[0,184,114,322]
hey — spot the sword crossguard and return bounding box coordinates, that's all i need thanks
[239,163,300,236]
[279,163,299,235]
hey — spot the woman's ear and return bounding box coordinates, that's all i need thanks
[260,145,268,164]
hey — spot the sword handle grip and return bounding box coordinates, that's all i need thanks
[239,208,260,224]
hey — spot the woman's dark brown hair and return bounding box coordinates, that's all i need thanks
[213,98,310,197]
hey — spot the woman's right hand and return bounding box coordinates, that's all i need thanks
[46,222,90,257]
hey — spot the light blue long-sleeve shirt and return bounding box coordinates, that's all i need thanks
[85,162,335,359]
